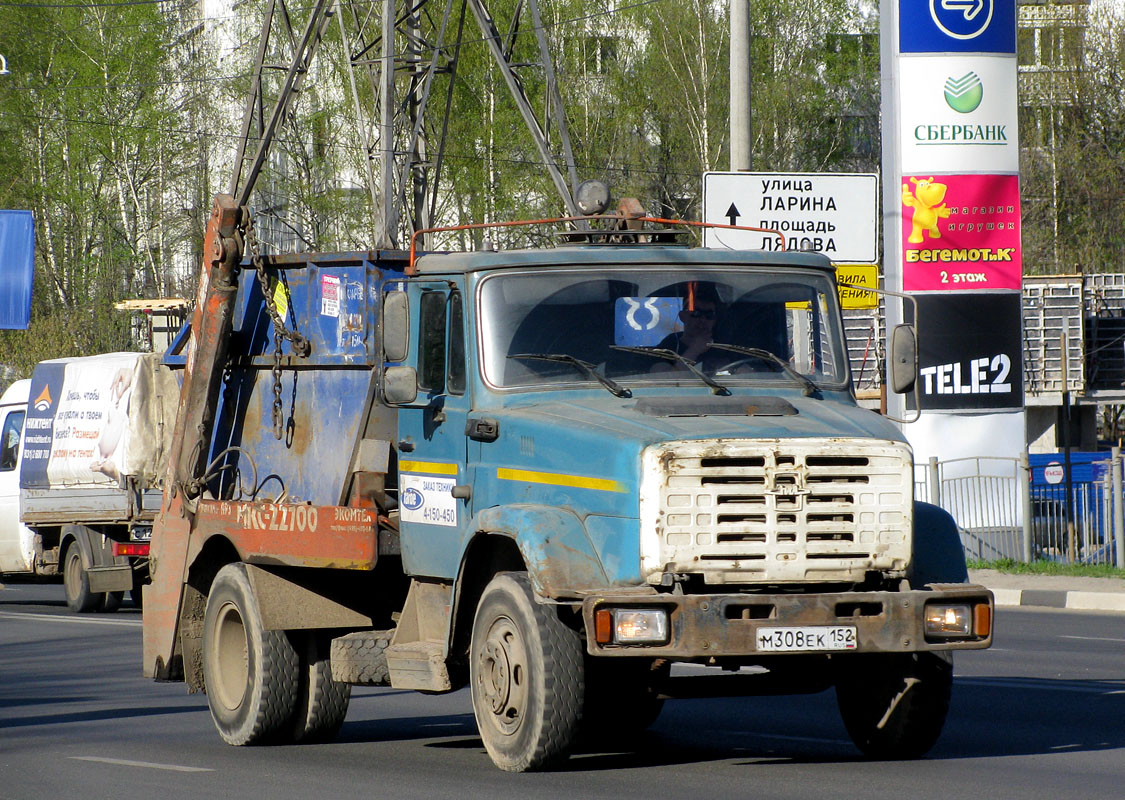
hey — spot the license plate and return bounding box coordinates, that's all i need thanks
[756,626,857,652]
[131,527,153,542]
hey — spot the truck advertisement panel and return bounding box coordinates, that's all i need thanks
[20,353,142,489]
[901,173,1021,291]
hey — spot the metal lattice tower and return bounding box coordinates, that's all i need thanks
[227,0,582,251]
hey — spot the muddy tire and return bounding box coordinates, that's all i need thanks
[330,630,393,685]
[835,652,953,759]
[202,563,299,745]
[288,632,351,743]
[63,546,100,613]
[100,591,124,613]
[470,572,583,772]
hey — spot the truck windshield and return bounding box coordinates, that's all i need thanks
[478,267,848,391]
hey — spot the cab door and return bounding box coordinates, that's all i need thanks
[392,281,472,580]
[0,405,29,572]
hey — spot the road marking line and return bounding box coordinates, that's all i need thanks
[69,756,212,773]
[1060,635,1125,643]
[0,611,140,627]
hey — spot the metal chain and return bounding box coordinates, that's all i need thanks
[244,216,311,440]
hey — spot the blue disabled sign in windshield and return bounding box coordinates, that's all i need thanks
[899,0,1015,54]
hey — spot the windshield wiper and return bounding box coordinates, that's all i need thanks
[708,343,822,397]
[508,353,632,398]
[609,345,730,396]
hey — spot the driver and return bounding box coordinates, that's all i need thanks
[651,283,727,372]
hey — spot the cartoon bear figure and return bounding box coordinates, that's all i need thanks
[902,177,951,244]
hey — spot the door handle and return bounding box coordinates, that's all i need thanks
[465,417,499,442]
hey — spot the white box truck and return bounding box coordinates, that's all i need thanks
[0,352,177,611]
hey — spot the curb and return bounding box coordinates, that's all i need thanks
[989,587,1125,612]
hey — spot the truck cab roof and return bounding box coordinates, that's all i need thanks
[0,379,29,407]
[412,244,836,276]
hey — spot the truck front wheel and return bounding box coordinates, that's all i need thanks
[202,563,299,745]
[469,572,584,772]
[835,652,952,759]
[63,546,100,613]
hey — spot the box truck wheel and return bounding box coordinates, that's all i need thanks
[835,652,952,759]
[203,563,299,745]
[287,631,351,743]
[63,545,100,613]
[469,572,583,772]
[100,591,124,613]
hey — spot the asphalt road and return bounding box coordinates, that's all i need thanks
[2,578,1123,800]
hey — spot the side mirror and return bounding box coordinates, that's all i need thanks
[383,291,409,362]
[889,324,918,394]
[383,365,419,405]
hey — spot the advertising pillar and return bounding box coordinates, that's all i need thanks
[881,0,1025,477]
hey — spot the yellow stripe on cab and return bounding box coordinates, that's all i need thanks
[497,467,625,493]
[400,460,459,475]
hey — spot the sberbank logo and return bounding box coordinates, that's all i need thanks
[944,72,983,113]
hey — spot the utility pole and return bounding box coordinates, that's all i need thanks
[730,1,752,171]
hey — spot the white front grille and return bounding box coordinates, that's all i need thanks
[640,439,913,585]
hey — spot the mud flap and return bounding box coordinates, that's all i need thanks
[87,564,134,593]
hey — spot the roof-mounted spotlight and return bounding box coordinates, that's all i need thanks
[575,180,610,216]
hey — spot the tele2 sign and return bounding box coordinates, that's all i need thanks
[702,172,878,263]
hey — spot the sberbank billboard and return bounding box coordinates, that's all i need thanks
[882,0,1023,426]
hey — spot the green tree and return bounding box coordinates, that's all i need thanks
[0,1,203,373]
[1019,10,1125,275]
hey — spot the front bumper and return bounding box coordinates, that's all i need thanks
[581,584,993,658]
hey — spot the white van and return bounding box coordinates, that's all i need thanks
[0,380,34,574]
[0,354,177,612]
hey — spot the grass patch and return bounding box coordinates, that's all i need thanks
[967,558,1125,580]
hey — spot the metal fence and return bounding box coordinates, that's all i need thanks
[914,453,1125,566]
[1028,479,1118,565]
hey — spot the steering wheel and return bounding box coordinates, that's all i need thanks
[713,355,781,375]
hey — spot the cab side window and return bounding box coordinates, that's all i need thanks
[448,292,466,395]
[0,410,24,472]
[418,291,447,393]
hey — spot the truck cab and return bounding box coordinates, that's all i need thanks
[388,245,905,589]
[0,379,33,574]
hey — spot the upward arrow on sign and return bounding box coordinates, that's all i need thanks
[725,203,740,226]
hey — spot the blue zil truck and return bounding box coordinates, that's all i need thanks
[142,196,993,772]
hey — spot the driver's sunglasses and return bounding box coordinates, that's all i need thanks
[687,309,717,319]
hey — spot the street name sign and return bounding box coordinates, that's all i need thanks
[702,172,878,263]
